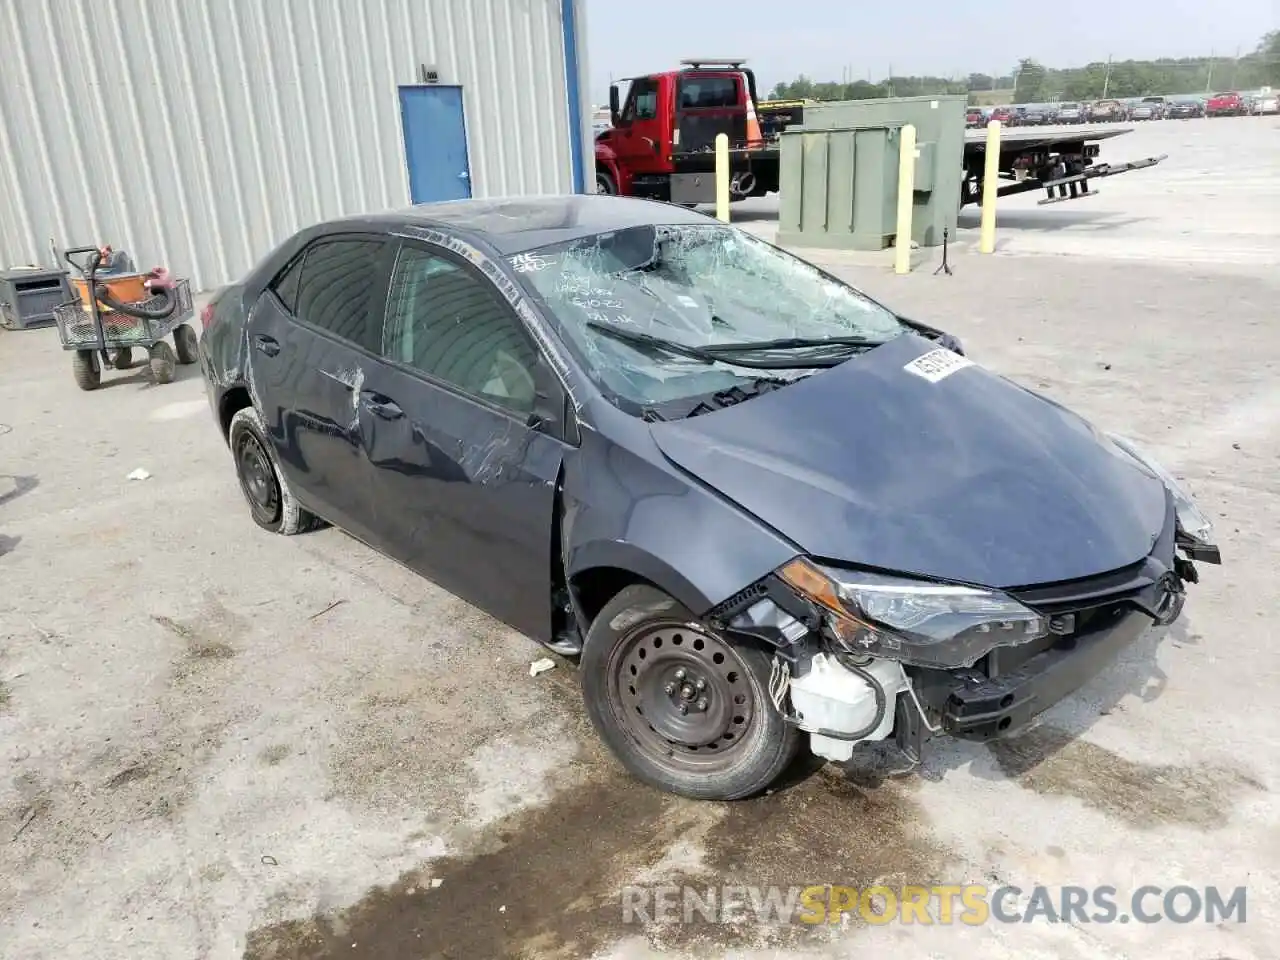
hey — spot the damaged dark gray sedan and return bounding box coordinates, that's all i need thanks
[199,195,1222,801]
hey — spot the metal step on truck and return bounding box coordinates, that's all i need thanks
[595,59,1166,210]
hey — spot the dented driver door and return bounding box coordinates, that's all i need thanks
[358,239,569,641]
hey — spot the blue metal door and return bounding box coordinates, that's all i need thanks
[398,85,472,203]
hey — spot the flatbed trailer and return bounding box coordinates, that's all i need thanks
[960,126,1167,206]
[660,126,1166,209]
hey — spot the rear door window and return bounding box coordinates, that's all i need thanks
[678,76,739,109]
[294,237,386,354]
[269,255,304,313]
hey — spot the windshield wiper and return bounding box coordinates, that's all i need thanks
[586,321,857,369]
[587,321,719,363]
[705,335,883,354]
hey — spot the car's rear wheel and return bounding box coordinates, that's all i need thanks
[228,405,322,535]
[596,169,617,195]
[581,584,800,800]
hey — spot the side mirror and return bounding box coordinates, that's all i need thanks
[609,85,622,127]
[526,360,569,438]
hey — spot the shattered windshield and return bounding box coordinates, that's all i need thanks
[508,223,906,409]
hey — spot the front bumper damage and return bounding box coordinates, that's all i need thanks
[712,496,1219,764]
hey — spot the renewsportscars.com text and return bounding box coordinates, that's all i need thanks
[621,883,1248,926]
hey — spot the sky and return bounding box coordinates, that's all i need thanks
[583,0,1278,104]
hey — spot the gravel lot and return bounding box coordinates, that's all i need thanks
[2,115,1277,960]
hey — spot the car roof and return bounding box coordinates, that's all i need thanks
[350,194,717,256]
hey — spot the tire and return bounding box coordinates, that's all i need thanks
[72,350,100,391]
[580,584,800,800]
[596,169,617,195]
[148,341,177,384]
[173,323,199,364]
[111,347,134,369]
[227,405,323,535]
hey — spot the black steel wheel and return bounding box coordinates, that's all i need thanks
[581,584,799,800]
[149,341,177,384]
[173,323,199,364]
[227,406,324,535]
[234,421,281,529]
[72,350,100,391]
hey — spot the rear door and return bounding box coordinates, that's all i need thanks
[359,238,572,639]
[246,235,392,539]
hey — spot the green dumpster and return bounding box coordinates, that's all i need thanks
[777,95,966,252]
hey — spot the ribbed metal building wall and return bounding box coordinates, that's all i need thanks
[0,0,583,291]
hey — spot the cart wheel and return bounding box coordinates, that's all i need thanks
[72,350,101,391]
[173,323,199,365]
[149,341,177,384]
[112,347,134,369]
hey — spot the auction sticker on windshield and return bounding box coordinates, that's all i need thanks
[904,348,974,383]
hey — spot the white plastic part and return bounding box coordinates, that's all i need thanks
[529,657,556,677]
[788,653,907,762]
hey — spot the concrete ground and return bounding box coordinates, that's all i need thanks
[1,115,1277,959]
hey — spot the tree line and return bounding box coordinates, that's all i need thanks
[769,32,1279,103]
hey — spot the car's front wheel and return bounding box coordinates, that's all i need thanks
[581,584,800,800]
[228,405,323,535]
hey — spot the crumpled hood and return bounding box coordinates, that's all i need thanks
[650,334,1168,589]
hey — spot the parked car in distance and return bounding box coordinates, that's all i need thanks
[1090,99,1126,122]
[1251,93,1278,115]
[966,107,986,128]
[988,105,1017,125]
[1166,99,1205,119]
[198,194,1222,802]
[1020,105,1053,125]
[1129,97,1165,121]
[1206,91,1248,116]
[1055,102,1085,123]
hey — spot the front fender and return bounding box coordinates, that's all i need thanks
[561,407,800,619]
[594,141,623,190]
[567,540,712,615]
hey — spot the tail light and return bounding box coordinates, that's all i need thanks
[200,302,215,331]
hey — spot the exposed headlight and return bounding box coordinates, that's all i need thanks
[1105,433,1215,544]
[777,558,1047,669]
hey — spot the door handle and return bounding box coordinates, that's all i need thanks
[253,334,280,357]
[458,171,469,180]
[361,393,404,420]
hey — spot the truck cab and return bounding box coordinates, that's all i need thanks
[594,60,782,205]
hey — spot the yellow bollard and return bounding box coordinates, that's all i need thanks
[893,124,917,275]
[714,133,730,222]
[979,119,1001,254]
